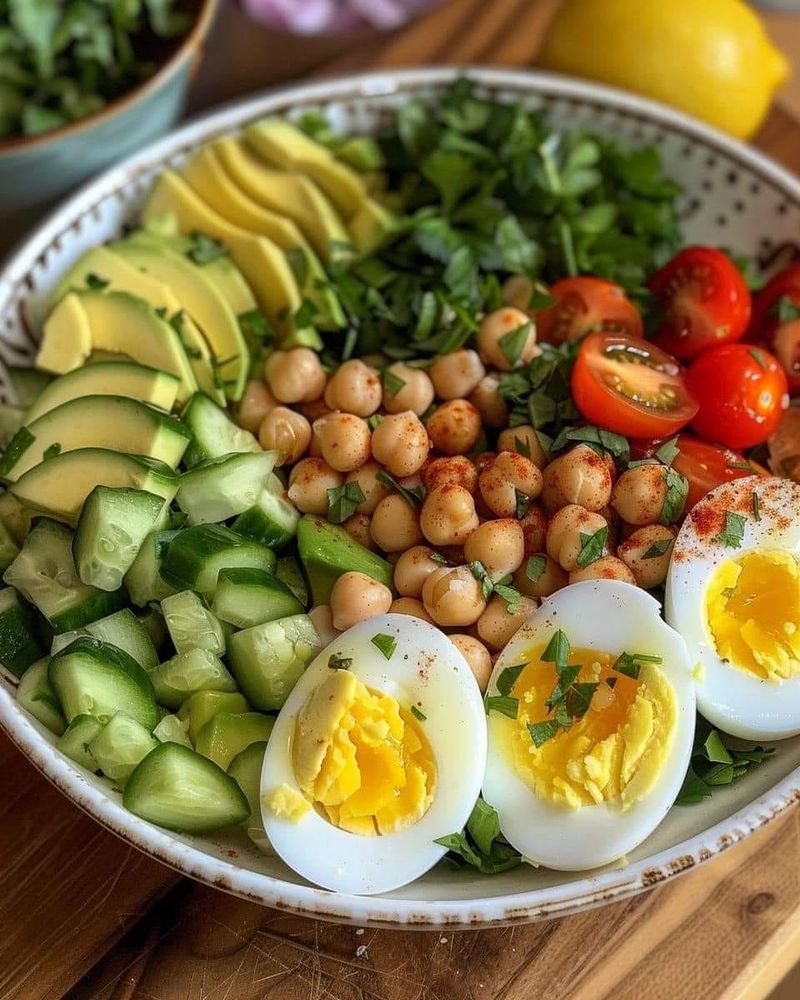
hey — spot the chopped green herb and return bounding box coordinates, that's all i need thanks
[528,719,562,747]
[514,489,532,519]
[327,482,366,524]
[494,583,523,615]
[613,651,662,680]
[429,552,449,565]
[748,347,766,369]
[434,797,521,874]
[550,425,630,465]
[605,676,617,689]
[469,561,495,601]
[328,653,352,671]
[717,510,747,548]
[368,414,383,430]
[375,470,426,507]
[513,435,532,459]
[484,695,519,719]
[42,442,61,460]
[677,719,774,805]
[383,368,407,397]
[654,436,680,467]
[285,247,309,287]
[542,629,570,668]
[642,538,673,559]
[85,273,108,291]
[525,554,547,584]
[238,309,274,342]
[659,467,689,524]
[410,705,426,722]
[370,633,397,660]
[496,662,526,696]
[498,322,532,369]
[576,525,608,567]
[188,232,227,265]
[293,298,318,329]
[774,295,800,323]
[752,491,761,522]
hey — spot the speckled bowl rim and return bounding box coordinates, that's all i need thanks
[2,66,800,927]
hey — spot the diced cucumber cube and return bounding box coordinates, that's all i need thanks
[161,590,226,655]
[212,567,302,630]
[148,648,237,710]
[227,613,320,711]
[136,605,169,651]
[275,556,308,607]
[89,712,158,786]
[152,713,192,747]
[0,520,19,572]
[57,714,104,770]
[160,524,275,597]
[177,451,277,525]
[228,741,271,852]
[195,711,274,770]
[0,491,35,546]
[52,608,159,672]
[16,657,66,735]
[233,474,299,551]
[0,586,44,677]
[177,690,250,743]
[181,393,261,468]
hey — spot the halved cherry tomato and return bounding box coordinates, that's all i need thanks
[650,247,751,360]
[571,332,699,439]
[536,276,643,344]
[750,262,800,393]
[685,343,788,449]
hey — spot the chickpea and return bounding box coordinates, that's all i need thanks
[420,485,479,547]
[342,512,376,550]
[476,594,537,651]
[394,545,440,598]
[450,634,493,692]
[422,456,477,495]
[497,425,548,469]
[382,362,435,416]
[617,524,677,589]
[464,519,525,582]
[519,504,548,557]
[477,307,539,371]
[390,597,434,624]
[371,411,430,477]
[370,494,424,552]
[421,565,487,627]
[313,412,371,472]
[323,359,382,417]
[611,463,672,525]
[429,349,485,401]
[287,458,343,515]
[600,503,622,550]
[330,572,393,631]
[540,444,613,514]
[474,451,496,477]
[238,379,276,433]
[426,399,482,456]
[258,406,312,466]
[546,504,609,572]
[501,274,534,311]
[513,554,568,599]
[308,604,337,645]
[569,556,636,586]
[264,348,326,404]
[344,461,390,515]
[478,451,543,518]
[297,397,333,423]
[469,374,509,430]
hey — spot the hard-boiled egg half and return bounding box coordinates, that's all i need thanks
[666,476,800,741]
[482,581,695,871]
[261,613,487,894]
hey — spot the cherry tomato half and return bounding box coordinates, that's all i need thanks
[650,247,752,360]
[536,276,643,345]
[750,262,800,394]
[571,332,699,439]
[685,343,789,449]
[672,435,758,510]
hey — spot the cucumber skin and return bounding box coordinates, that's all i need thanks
[149,649,238,710]
[16,657,67,736]
[227,614,321,711]
[211,567,302,629]
[57,714,104,770]
[0,592,45,677]
[160,524,276,597]
[89,712,158,786]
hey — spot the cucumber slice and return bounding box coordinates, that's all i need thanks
[89,712,158,785]
[212,567,302,629]
[180,393,260,468]
[7,367,52,409]
[16,657,66,735]
[153,712,192,747]
[24,362,179,424]
[0,404,25,449]
[50,607,162,670]
[73,487,166,592]
[177,689,250,743]
[136,605,168,651]
[49,637,159,729]
[57,714,104,770]
[160,524,276,597]
[0,492,35,546]
[177,451,278,525]
[122,504,175,608]
[227,613,320,711]
[227,741,270,851]
[123,741,249,832]
[275,555,308,606]
[4,519,126,633]
[148,648,237,710]
[0,587,44,677]
[195,711,274,771]
[233,474,299,550]
[161,590,225,655]
[0,520,20,572]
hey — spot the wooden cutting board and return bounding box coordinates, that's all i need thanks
[3,2,800,998]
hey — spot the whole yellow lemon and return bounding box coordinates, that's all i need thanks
[538,0,789,140]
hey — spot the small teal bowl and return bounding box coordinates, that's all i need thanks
[0,0,218,221]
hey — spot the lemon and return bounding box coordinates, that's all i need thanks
[538,0,789,140]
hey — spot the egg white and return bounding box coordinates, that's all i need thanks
[482,581,696,871]
[261,613,487,894]
[665,476,800,741]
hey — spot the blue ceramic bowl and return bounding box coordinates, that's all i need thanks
[0,0,218,219]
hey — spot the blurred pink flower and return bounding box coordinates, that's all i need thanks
[241,0,439,34]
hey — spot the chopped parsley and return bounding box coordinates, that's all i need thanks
[187,232,227,265]
[484,695,519,719]
[238,309,274,342]
[327,653,352,671]
[327,482,366,524]
[529,629,599,746]
[576,525,608,568]
[370,633,397,660]
[748,347,766,369]
[434,797,520,874]
[654,436,680,466]
[642,537,673,559]
[717,510,747,548]
[514,489,532,519]
[429,551,449,565]
[469,561,495,601]
[613,651,662,680]
[659,467,689,524]
[498,322,531,369]
[525,554,547,583]
[774,295,800,323]
[375,470,426,507]
[410,705,426,722]
[494,583,523,615]
[496,662,526,696]
[85,273,109,290]
[550,425,630,465]
[677,719,774,805]
[513,435,532,459]
[383,368,407,397]
[42,442,61,460]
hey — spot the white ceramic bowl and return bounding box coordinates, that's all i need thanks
[2,68,800,928]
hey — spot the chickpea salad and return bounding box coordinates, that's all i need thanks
[2,79,800,894]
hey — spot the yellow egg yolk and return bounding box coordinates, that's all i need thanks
[504,646,677,811]
[291,669,437,836]
[263,783,311,822]
[705,549,800,683]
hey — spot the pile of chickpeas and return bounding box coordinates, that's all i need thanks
[238,284,681,694]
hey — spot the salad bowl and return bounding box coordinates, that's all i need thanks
[1,67,800,928]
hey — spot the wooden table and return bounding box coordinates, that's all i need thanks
[4,1,800,998]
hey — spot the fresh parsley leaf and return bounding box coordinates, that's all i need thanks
[748,347,767,369]
[370,632,397,660]
[429,551,449,565]
[469,560,495,601]
[484,695,519,719]
[328,653,352,671]
[293,298,318,329]
[717,510,747,548]
[514,489,532,519]
[525,554,547,583]
[494,583,523,615]
[188,232,227,265]
[513,434,532,459]
[410,705,426,722]
[327,482,366,524]
[238,309,274,342]
[528,719,562,747]
[659,468,689,524]
[85,273,108,291]
[576,525,608,567]
[434,797,521,874]
[541,629,570,668]
[375,470,426,507]
[654,436,680,466]
[677,719,774,805]
[550,425,630,465]
[566,681,598,718]
[774,295,800,324]
[285,247,309,287]
[642,538,673,559]
[496,662,526,696]
[498,322,532,369]
[368,414,382,430]
[383,368,406,397]
[42,442,61,460]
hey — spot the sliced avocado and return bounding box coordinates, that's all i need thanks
[141,170,319,349]
[7,368,52,409]
[36,293,92,374]
[214,137,351,263]
[349,198,397,257]
[177,689,250,744]
[179,147,344,330]
[0,405,24,450]
[10,449,179,526]
[53,246,221,405]
[112,233,249,402]
[25,362,180,422]
[0,396,191,482]
[245,119,366,220]
[194,711,274,771]
[296,515,393,605]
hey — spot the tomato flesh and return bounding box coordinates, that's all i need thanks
[536,276,643,344]
[571,332,699,438]
[672,435,756,509]
[750,262,800,394]
[685,343,789,449]
[650,246,751,360]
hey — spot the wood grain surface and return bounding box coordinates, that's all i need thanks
[2,1,800,998]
